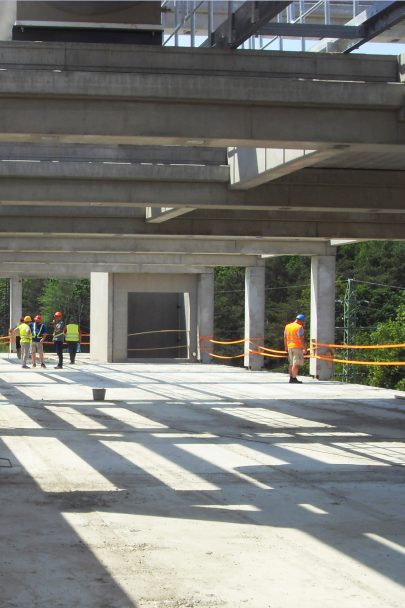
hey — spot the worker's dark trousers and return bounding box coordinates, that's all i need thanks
[16,336,21,359]
[67,342,78,363]
[54,341,64,367]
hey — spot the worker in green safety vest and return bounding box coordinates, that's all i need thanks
[20,315,33,369]
[65,319,81,364]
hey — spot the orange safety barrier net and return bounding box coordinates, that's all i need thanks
[250,349,287,359]
[2,338,90,345]
[314,354,405,366]
[313,342,405,349]
[128,329,189,337]
[128,344,188,351]
[257,345,288,355]
[209,352,245,359]
[209,338,248,345]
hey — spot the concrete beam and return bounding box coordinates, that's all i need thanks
[0,208,403,240]
[0,264,210,278]
[0,251,261,267]
[3,67,401,109]
[145,207,194,223]
[228,146,348,188]
[0,236,337,256]
[0,42,398,82]
[1,168,405,212]
[0,72,403,149]
[0,161,229,182]
[0,142,227,165]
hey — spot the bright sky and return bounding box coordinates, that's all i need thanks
[164,35,405,56]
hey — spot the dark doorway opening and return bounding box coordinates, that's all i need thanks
[127,292,187,359]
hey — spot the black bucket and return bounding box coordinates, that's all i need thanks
[92,388,106,401]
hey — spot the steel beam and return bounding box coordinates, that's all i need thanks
[311,1,405,54]
[201,1,292,49]
[259,23,361,39]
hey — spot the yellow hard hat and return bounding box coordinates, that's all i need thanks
[24,315,32,322]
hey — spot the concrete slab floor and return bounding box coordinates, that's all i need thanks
[0,353,404,608]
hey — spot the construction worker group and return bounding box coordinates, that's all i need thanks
[9,311,81,370]
[10,311,306,380]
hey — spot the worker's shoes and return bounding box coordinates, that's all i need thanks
[54,365,63,369]
[41,363,46,368]
[289,377,302,384]
[22,364,29,369]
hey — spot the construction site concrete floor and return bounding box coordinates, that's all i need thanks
[0,353,404,608]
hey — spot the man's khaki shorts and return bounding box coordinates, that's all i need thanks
[31,342,44,355]
[288,347,304,366]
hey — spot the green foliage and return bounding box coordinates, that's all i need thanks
[22,279,46,318]
[214,267,245,363]
[213,241,405,387]
[264,257,310,374]
[0,279,9,337]
[265,256,310,351]
[38,279,90,328]
[336,241,405,330]
[355,303,405,391]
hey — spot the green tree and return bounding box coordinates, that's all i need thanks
[213,242,405,388]
[214,267,245,362]
[22,279,46,318]
[0,279,9,352]
[39,279,90,328]
[359,302,405,391]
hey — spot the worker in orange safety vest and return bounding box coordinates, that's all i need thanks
[284,314,306,384]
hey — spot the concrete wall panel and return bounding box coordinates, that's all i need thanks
[112,273,198,362]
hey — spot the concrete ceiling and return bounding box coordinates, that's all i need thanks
[0,37,404,277]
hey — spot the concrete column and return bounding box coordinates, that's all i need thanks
[197,271,214,363]
[90,272,114,363]
[244,264,265,370]
[183,291,198,361]
[310,254,336,380]
[9,277,22,353]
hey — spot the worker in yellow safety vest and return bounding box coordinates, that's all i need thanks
[284,314,306,384]
[19,315,33,369]
[65,320,81,364]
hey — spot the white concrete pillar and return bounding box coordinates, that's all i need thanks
[184,291,198,361]
[244,264,265,370]
[197,271,214,363]
[310,254,336,380]
[90,272,114,363]
[9,277,22,353]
